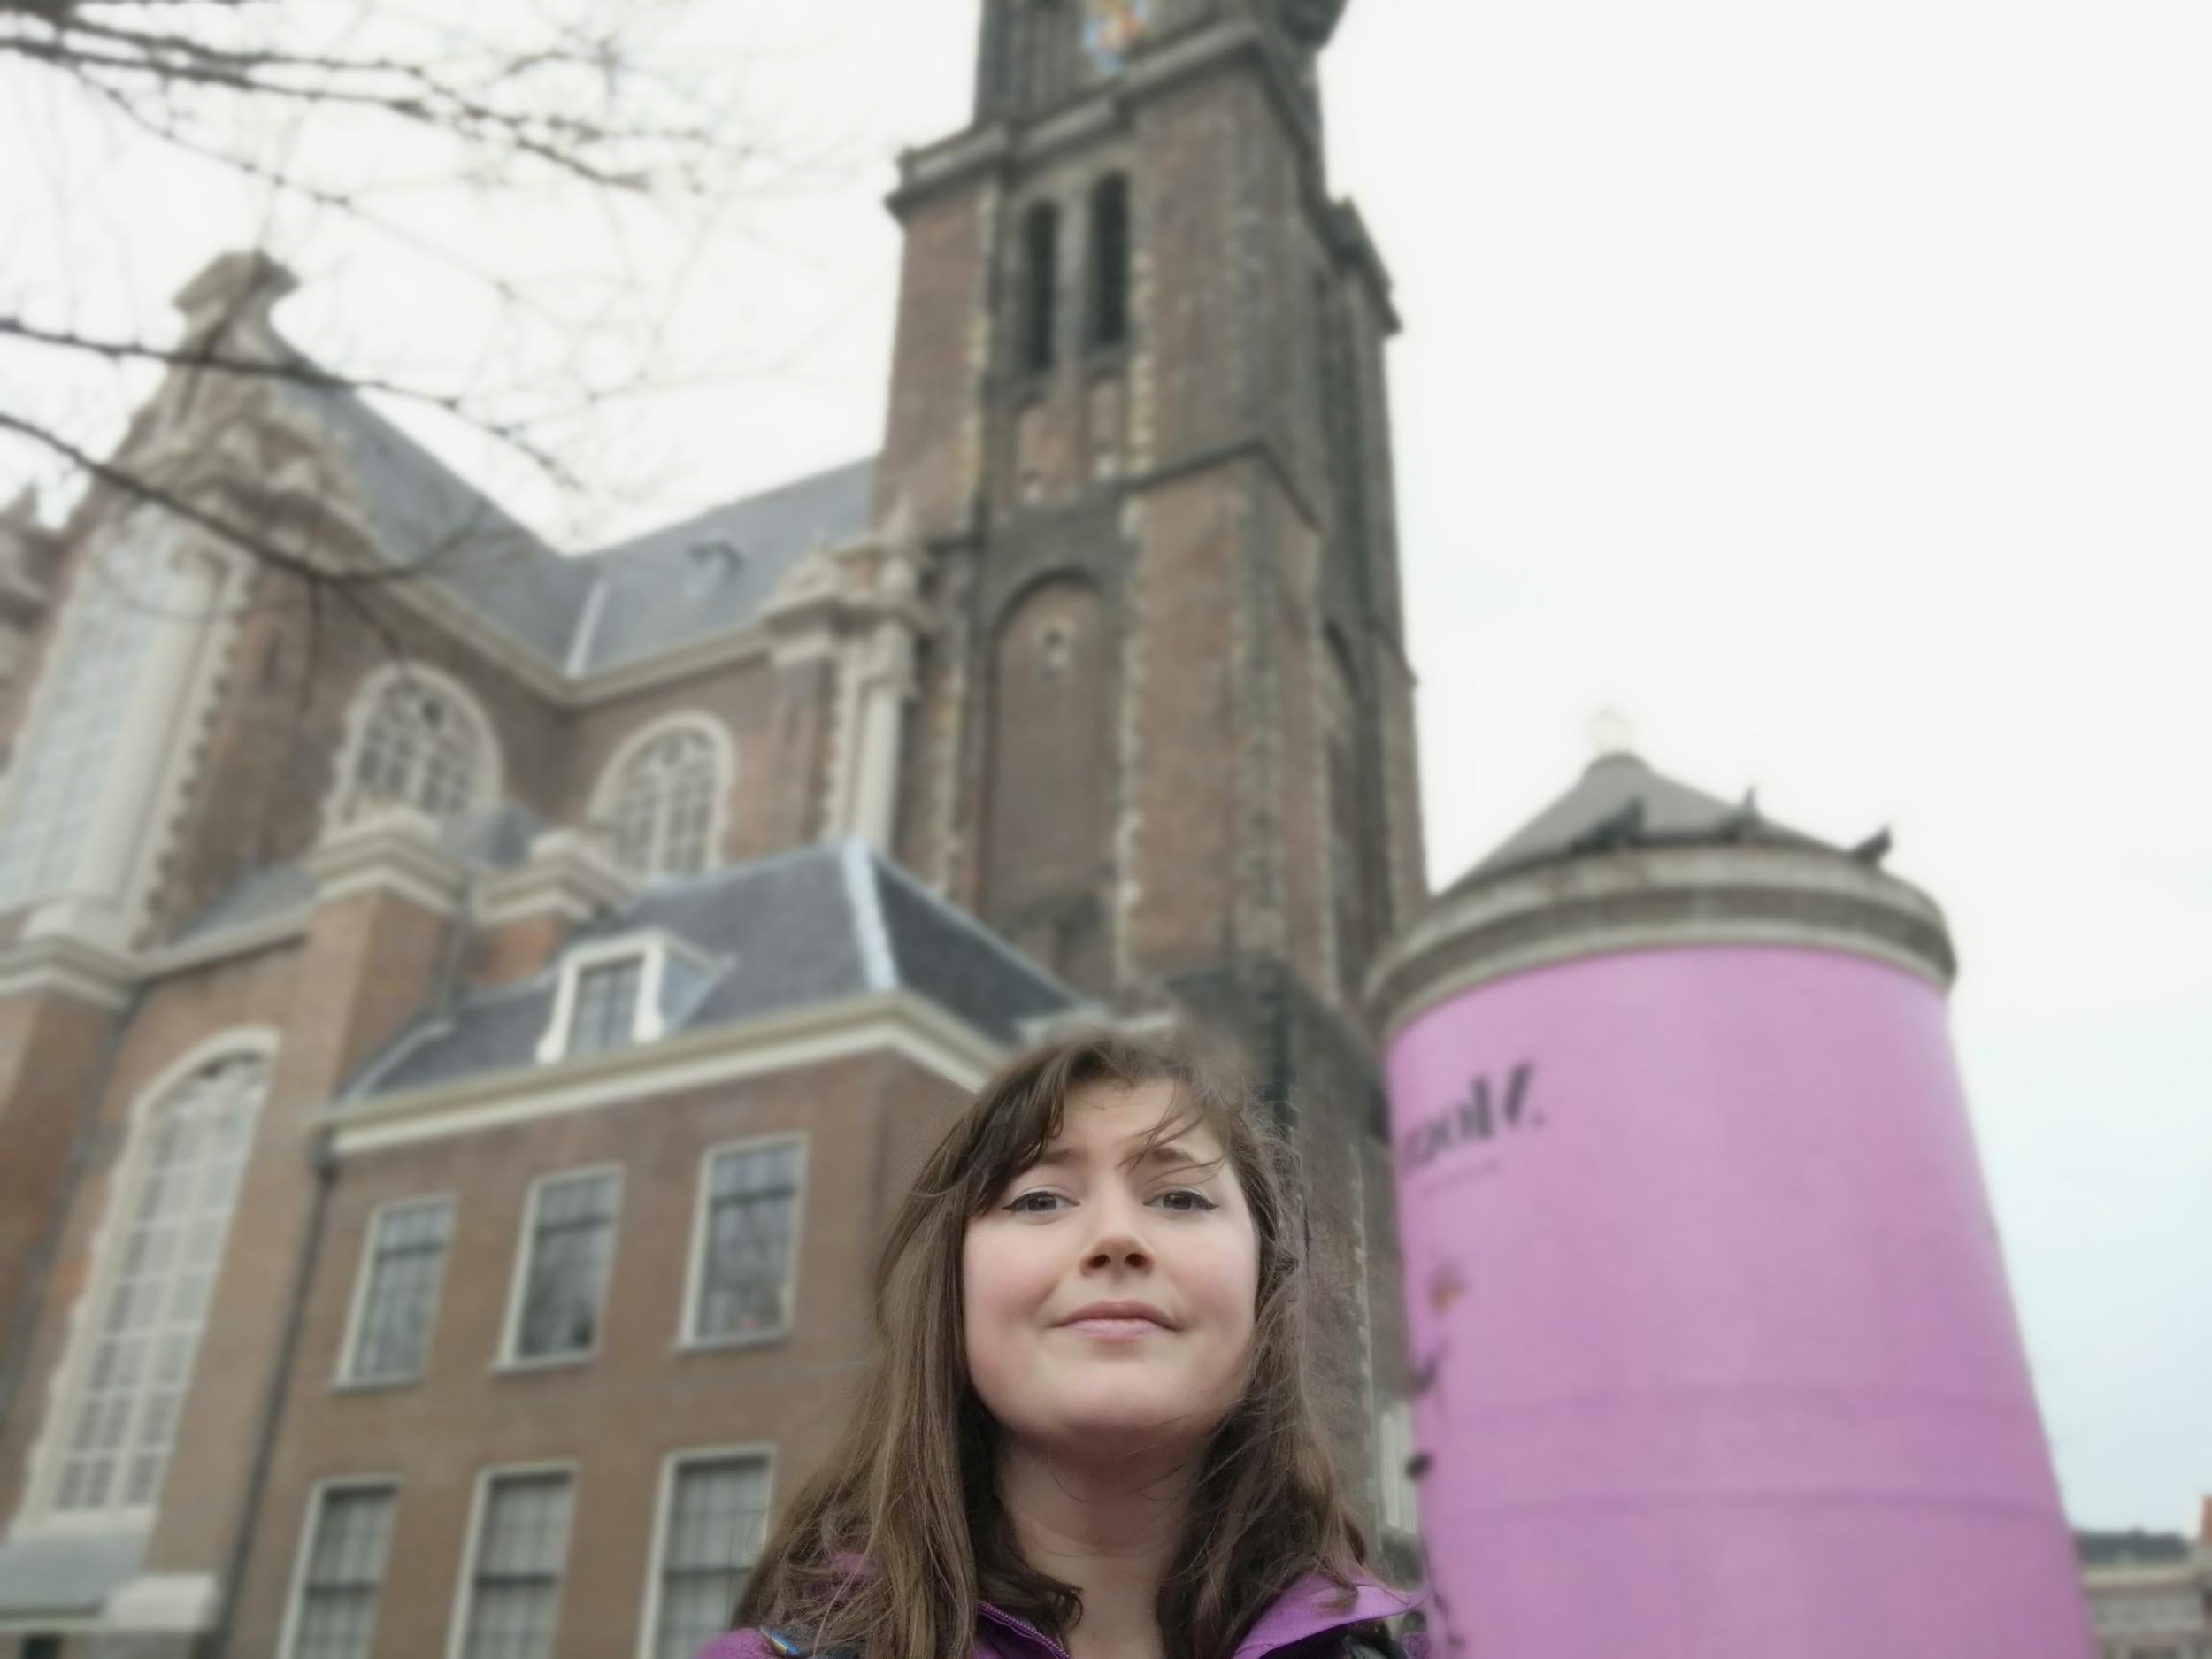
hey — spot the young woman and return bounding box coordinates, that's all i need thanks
[703,1030,1425,1659]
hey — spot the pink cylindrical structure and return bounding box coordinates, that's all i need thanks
[1368,756,2091,1658]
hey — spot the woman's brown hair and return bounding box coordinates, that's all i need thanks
[733,1028,1379,1659]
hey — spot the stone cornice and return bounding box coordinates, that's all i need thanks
[1367,844,1958,1041]
[474,829,634,928]
[0,929,137,1010]
[322,987,1006,1156]
[304,808,469,918]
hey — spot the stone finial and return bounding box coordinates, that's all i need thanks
[173,250,300,352]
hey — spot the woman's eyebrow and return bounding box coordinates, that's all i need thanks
[1031,1138,1214,1171]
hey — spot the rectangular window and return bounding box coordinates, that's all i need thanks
[648,1455,772,1659]
[1021,202,1061,373]
[689,1142,802,1345]
[458,1471,573,1659]
[286,1485,397,1659]
[22,1637,64,1659]
[344,1200,452,1384]
[509,1171,619,1363]
[568,958,643,1056]
[1089,175,1130,350]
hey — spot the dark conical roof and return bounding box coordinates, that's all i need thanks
[1451,752,1833,893]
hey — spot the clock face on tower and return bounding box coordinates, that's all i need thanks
[1081,0,1153,75]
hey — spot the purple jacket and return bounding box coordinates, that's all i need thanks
[698,1571,1428,1659]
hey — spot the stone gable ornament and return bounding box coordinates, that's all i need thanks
[1082,0,1153,75]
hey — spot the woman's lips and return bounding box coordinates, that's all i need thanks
[1059,1317,1171,1340]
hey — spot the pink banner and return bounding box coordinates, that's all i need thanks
[1384,944,2092,1657]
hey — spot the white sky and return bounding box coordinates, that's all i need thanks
[4,0,2206,1534]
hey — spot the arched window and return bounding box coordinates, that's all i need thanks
[597,726,734,889]
[1089,175,1131,350]
[1022,201,1062,374]
[0,526,169,910]
[51,1049,268,1517]
[336,668,496,826]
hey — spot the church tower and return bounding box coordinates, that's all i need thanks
[882,0,1424,1017]
[878,0,1425,1555]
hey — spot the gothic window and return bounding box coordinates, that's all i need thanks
[504,1169,620,1363]
[648,1454,772,1659]
[608,726,722,879]
[1022,201,1062,374]
[51,1050,266,1518]
[457,1471,574,1659]
[687,1140,803,1346]
[0,527,169,910]
[1089,175,1131,350]
[342,1198,453,1385]
[342,672,491,823]
[284,1484,398,1659]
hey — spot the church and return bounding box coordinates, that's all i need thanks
[0,2,1427,1655]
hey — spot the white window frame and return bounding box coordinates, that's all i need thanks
[445,1462,580,1659]
[633,1443,778,1659]
[334,1195,457,1389]
[534,931,718,1064]
[678,1134,807,1354]
[321,663,504,836]
[9,1028,279,1540]
[588,713,736,881]
[275,1476,402,1659]
[495,1166,625,1371]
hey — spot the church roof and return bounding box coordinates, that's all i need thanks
[279,377,876,676]
[344,841,1081,1101]
[1451,751,1834,892]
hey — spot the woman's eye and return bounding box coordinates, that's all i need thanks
[1157,1189,1218,1214]
[1006,1191,1066,1215]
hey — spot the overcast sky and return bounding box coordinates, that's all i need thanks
[4,0,2206,1533]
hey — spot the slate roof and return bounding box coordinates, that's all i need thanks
[278,378,875,677]
[169,803,546,945]
[347,841,1080,1100]
[1452,751,1834,893]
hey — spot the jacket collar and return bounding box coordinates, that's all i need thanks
[977,1571,1425,1659]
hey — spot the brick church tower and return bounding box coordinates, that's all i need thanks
[877,0,1426,1555]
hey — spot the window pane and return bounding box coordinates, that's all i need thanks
[349,1202,453,1382]
[54,1055,265,1517]
[611,732,719,880]
[0,529,169,909]
[694,1147,799,1342]
[461,1474,572,1659]
[567,960,642,1057]
[350,681,480,824]
[292,1487,396,1659]
[515,1174,618,1360]
[655,1459,769,1659]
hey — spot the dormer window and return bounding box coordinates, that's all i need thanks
[537,931,718,1063]
[568,957,643,1056]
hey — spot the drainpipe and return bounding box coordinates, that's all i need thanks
[0,986,144,1432]
[196,1125,338,1659]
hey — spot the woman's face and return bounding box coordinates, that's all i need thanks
[962,1081,1261,1460]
